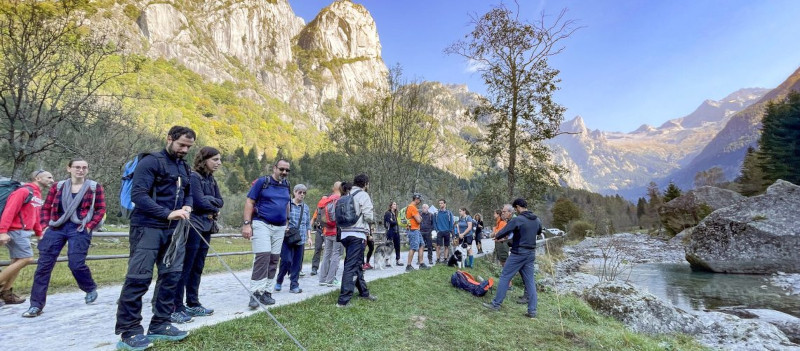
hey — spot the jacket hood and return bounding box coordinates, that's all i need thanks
[521,211,538,221]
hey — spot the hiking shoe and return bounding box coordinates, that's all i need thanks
[22,306,43,318]
[248,294,260,309]
[299,271,306,277]
[358,294,378,302]
[117,334,153,351]
[1,288,25,304]
[258,292,275,305]
[185,305,214,317]
[290,287,302,294]
[319,282,328,286]
[419,263,431,270]
[274,283,282,292]
[364,263,373,270]
[147,324,189,341]
[524,312,537,319]
[428,259,434,266]
[170,311,193,324]
[310,269,318,276]
[330,279,340,287]
[395,260,404,266]
[85,290,98,304]
[482,302,500,312]
[516,297,530,305]
[335,303,352,308]
[361,263,369,270]
[405,265,415,272]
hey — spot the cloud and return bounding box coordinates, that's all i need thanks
[466,59,487,73]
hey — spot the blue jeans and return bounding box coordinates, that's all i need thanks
[491,248,537,316]
[276,242,304,290]
[30,222,96,309]
[175,227,211,310]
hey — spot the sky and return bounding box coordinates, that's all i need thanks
[289,1,800,133]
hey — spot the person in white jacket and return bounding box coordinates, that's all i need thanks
[336,174,378,307]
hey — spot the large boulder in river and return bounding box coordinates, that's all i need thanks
[659,186,745,236]
[685,180,800,273]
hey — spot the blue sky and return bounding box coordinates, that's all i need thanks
[290,1,800,132]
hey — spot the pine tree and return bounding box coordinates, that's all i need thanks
[759,91,800,185]
[736,146,768,196]
[663,182,682,202]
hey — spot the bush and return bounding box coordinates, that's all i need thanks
[569,220,594,241]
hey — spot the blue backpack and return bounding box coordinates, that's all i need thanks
[120,153,190,219]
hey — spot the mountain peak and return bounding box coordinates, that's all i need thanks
[561,115,587,134]
[632,124,656,134]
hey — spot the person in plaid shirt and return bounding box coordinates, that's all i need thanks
[23,158,105,318]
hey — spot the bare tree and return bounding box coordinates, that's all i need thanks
[446,4,578,197]
[0,0,137,179]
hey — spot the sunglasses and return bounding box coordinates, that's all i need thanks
[295,191,306,194]
[278,167,291,173]
[34,169,46,177]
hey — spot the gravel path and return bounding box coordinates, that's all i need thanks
[0,240,495,350]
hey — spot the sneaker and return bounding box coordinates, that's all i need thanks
[395,260,404,266]
[290,287,302,294]
[299,271,306,277]
[21,306,43,318]
[335,303,351,308]
[364,263,373,270]
[428,259,434,266]
[419,263,431,270]
[385,261,392,267]
[85,290,98,304]
[516,297,530,305]
[358,294,378,301]
[170,311,193,324]
[310,269,318,276]
[319,282,329,286]
[185,305,214,317]
[330,279,340,287]
[405,265,415,272]
[275,283,282,292]
[258,292,275,305]
[117,334,153,351]
[248,294,260,309]
[0,288,25,304]
[361,263,369,270]
[524,312,537,319]
[482,302,500,312]
[147,324,189,342]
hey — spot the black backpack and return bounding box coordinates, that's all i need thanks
[334,190,362,228]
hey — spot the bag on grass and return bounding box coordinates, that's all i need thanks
[450,270,493,297]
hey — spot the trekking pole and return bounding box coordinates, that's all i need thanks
[185,220,307,351]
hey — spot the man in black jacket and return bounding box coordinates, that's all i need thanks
[483,198,541,319]
[115,126,195,350]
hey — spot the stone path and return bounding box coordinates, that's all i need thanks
[0,240,495,350]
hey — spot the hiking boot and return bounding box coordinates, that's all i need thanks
[482,302,500,312]
[405,265,415,272]
[147,324,189,342]
[395,260,404,266]
[274,283,282,292]
[1,288,25,304]
[524,312,538,319]
[258,292,275,305]
[290,287,302,294]
[248,293,260,309]
[117,334,153,351]
[170,311,193,324]
[85,290,98,304]
[22,306,42,318]
[310,269,318,276]
[419,263,431,270]
[185,305,214,317]
[358,294,378,302]
[516,297,530,305]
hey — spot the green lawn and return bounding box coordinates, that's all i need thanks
[156,258,705,351]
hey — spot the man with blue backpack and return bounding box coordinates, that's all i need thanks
[336,174,378,307]
[114,126,195,351]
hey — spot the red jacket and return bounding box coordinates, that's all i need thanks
[40,180,106,232]
[0,183,44,237]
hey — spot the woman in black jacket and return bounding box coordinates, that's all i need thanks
[474,213,484,254]
[383,202,403,266]
[174,146,223,321]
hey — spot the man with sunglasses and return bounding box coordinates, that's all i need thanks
[242,159,292,308]
[0,169,53,306]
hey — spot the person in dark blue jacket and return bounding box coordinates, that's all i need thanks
[173,146,223,322]
[115,126,195,350]
[483,198,542,319]
[383,202,403,266]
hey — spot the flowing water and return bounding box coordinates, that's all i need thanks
[585,262,800,318]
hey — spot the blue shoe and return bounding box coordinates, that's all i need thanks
[21,306,42,318]
[289,287,302,294]
[147,324,189,341]
[170,311,193,324]
[85,290,98,304]
[117,334,153,350]
[185,305,214,317]
[274,283,282,292]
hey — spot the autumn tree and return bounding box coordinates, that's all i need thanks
[446,4,578,198]
[551,197,580,230]
[694,166,726,188]
[0,0,138,179]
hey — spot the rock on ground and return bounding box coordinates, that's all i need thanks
[659,186,745,236]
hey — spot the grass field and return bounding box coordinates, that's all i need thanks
[153,257,704,351]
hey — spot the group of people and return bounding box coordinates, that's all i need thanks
[0,124,545,351]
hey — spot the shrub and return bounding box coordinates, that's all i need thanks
[569,220,594,241]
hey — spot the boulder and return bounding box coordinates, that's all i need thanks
[694,311,800,350]
[540,272,599,297]
[659,186,745,236]
[685,180,800,273]
[583,281,703,335]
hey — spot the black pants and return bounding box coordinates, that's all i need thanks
[421,231,433,262]
[175,227,210,310]
[311,227,323,271]
[387,229,401,260]
[115,226,185,338]
[337,236,369,305]
[364,236,374,264]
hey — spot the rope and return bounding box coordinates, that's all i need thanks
[185,219,307,351]
[543,237,566,337]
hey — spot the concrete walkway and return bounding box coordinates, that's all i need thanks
[0,240,495,350]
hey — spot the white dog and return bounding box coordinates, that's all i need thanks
[373,241,395,270]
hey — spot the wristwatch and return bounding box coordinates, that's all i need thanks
[242,220,252,226]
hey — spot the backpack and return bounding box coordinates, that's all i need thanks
[334,190,363,228]
[0,179,33,218]
[450,270,494,297]
[323,197,337,228]
[398,206,410,228]
[120,152,191,219]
